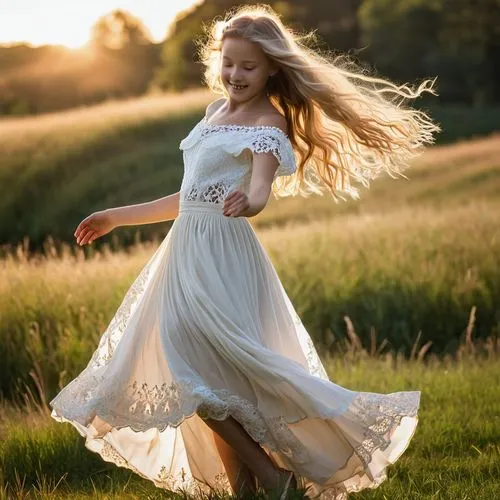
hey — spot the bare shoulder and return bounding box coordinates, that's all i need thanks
[256,113,288,136]
[205,97,226,119]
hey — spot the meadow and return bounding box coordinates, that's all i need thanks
[1,197,499,401]
[1,87,499,251]
[1,353,499,499]
[0,90,499,498]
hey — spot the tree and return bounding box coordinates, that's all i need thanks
[359,0,500,105]
[90,9,153,50]
[152,0,363,91]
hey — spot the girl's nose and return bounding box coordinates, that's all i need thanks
[231,70,243,80]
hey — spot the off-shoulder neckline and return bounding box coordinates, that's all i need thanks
[201,116,289,139]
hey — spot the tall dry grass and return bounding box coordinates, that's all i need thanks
[1,199,499,401]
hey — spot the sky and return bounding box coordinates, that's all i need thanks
[0,0,201,48]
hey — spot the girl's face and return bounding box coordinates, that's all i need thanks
[220,37,276,101]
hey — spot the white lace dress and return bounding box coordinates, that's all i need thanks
[49,98,421,500]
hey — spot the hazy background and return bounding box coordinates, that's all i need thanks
[1,0,499,115]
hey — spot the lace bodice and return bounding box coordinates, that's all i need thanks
[178,99,297,204]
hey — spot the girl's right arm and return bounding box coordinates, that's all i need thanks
[75,191,180,246]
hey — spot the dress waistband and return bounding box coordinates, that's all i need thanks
[178,200,225,215]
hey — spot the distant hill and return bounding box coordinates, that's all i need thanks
[0,42,161,115]
[0,88,213,250]
[0,88,499,253]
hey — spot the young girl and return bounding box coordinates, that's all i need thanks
[50,5,440,499]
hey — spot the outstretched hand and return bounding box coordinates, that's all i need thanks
[74,210,116,246]
[223,190,250,217]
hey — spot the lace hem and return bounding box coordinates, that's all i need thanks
[51,373,419,498]
[97,440,232,496]
[51,376,312,463]
[351,391,418,465]
[92,429,404,500]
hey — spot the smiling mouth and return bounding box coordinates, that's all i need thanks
[230,83,248,90]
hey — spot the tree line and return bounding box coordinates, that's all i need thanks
[0,0,498,116]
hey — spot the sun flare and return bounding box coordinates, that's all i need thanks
[0,0,201,48]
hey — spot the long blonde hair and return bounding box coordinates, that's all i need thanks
[198,4,441,201]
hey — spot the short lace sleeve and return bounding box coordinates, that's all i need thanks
[226,128,297,178]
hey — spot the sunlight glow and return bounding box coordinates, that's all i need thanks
[0,0,202,48]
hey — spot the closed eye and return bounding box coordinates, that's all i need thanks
[223,65,256,71]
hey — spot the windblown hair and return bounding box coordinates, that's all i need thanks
[198,4,441,201]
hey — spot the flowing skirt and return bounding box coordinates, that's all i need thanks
[50,200,420,500]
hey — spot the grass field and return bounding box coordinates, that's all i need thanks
[1,351,499,499]
[1,199,499,402]
[0,91,499,498]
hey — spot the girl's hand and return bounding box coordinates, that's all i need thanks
[74,210,116,246]
[223,190,250,217]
